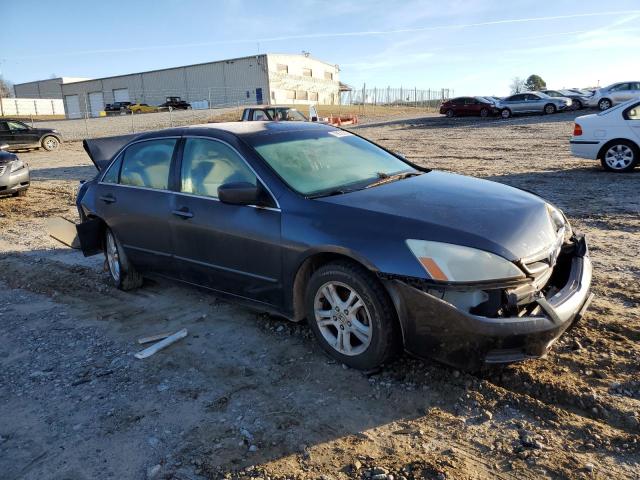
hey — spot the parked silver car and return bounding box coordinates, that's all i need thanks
[540,89,592,109]
[0,144,30,197]
[497,92,572,118]
[588,82,640,111]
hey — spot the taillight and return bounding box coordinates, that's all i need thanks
[573,123,583,136]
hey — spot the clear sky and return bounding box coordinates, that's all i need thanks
[2,0,639,96]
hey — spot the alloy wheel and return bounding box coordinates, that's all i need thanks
[44,137,59,150]
[604,144,634,170]
[106,230,121,283]
[599,99,611,111]
[313,281,372,356]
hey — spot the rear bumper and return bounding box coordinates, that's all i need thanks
[0,167,30,195]
[385,237,593,370]
[570,140,601,159]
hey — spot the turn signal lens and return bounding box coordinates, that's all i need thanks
[573,123,583,136]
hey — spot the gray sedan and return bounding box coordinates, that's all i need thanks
[497,92,572,118]
[0,144,30,197]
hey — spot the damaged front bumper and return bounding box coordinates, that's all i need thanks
[383,236,593,370]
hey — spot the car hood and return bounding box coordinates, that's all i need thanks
[318,171,558,261]
[0,151,18,164]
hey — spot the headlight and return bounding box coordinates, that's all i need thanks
[546,204,572,243]
[406,239,525,282]
[10,160,24,172]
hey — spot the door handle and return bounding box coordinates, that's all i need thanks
[172,208,193,219]
[99,195,116,204]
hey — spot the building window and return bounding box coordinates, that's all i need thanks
[309,92,318,101]
[302,68,312,77]
[285,90,295,100]
[271,91,275,100]
[277,64,288,74]
[296,91,308,100]
[324,71,333,81]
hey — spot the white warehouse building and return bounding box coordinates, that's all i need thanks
[14,53,340,119]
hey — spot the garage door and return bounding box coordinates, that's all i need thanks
[88,92,104,117]
[64,95,81,119]
[113,88,130,103]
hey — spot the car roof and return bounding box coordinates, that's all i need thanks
[185,121,333,138]
[243,105,301,110]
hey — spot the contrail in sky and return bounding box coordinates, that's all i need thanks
[6,10,640,60]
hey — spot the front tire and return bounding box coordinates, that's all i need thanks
[480,108,489,118]
[445,109,454,118]
[305,261,399,370]
[600,140,639,172]
[41,136,60,151]
[105,228,143,290]
[544,103,556,114]
[12,189,27,197]
[598,98,612,111]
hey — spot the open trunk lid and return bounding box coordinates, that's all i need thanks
[83,134,139,171]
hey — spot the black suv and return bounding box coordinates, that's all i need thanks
[0,119,62,151]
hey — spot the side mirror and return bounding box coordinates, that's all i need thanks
[218,182,260,206]
[0,144,8,150]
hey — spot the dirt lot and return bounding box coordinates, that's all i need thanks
[0,111,638,480]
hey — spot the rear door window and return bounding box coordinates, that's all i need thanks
[180,138,256,199]
[120,138,177,190]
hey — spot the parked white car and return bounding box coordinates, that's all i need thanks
[588,82,640,111]
[570,99,640,172]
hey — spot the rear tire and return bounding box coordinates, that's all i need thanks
[599,140,639,172]
[500,108,512,119]
[41,136,60,151]
[305,261,399,370]
[104,228,143,290]
[574,99,583,109]
[480,108,489,118]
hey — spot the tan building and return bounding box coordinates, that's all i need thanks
[13,53,340,118]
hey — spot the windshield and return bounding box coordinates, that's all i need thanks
[250,130,417,196]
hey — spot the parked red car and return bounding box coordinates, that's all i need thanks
[440,96,499,118]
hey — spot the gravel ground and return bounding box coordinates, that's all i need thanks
[0,111,638,480]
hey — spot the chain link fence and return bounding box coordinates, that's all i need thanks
[11,83,453,141]
[341,85,453,109]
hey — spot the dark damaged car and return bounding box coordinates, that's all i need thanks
[74,122,593,371]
